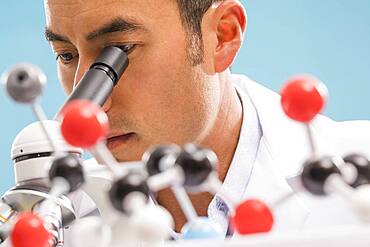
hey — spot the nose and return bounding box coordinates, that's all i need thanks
[73,56,90,89]
[73,53,94,88]
[73,56,113,113]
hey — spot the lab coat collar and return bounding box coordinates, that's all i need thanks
[233,74,313,177]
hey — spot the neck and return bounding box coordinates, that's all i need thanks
[156,71,244,232]
[199,71,243,182]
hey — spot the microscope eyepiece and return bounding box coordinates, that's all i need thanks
[59,46,129,111]
[91,46,129,84]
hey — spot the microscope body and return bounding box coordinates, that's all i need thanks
[0,121,82,245]
[0,119,146,246]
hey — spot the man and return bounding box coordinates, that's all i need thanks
[43,0,370,236]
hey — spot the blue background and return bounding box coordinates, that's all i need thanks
[1,1,370,194]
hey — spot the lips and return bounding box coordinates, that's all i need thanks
[106,133,135,150]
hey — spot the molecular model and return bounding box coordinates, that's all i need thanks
[0,46,369,247]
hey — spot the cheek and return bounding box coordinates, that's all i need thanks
[57,65,74,94]
[131,50,194,119]
[117,43,215,143]
[122,36,191,112]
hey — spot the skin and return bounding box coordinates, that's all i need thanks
[44,0,246,231]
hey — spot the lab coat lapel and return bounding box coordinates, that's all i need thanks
[236,75,313,177]
[234,75,312,230]
[245,139,310,231]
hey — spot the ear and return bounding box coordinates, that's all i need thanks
[213,1,247,73]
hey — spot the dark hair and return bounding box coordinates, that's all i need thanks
[176,0,222,65]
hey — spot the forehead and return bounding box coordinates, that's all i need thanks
[44,0,179,29]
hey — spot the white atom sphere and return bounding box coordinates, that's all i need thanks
[130,205,174,242]
[352,184,370,223]
[70,217,111,247]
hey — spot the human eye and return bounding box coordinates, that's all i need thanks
[55,51,79,65]
[109,43,137,54]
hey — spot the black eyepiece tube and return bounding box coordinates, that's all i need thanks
[57,46,128,115]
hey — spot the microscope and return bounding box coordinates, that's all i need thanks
[0,46,129,245]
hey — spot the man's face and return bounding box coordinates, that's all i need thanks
[44,0,220,162]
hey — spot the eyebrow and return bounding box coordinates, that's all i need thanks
[44,17,145,43]
[44,29,71,43]
[86,17,144,41]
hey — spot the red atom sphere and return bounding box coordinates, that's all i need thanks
[60,100,109,148]
[232,199,274,235]
[280,75,328,123]
[10,212,51,247]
